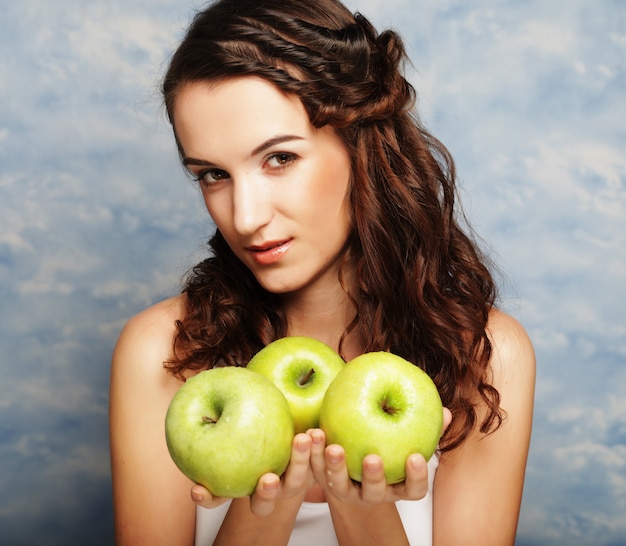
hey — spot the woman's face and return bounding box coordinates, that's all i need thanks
[173,76,353,296]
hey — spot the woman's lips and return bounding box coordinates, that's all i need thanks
[246,239,293,265]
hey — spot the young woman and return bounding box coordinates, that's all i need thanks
[109,0,536,544]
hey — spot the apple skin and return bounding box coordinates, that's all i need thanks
[319,351,443,484]
[246,336,345,434]
[165,367,294,498]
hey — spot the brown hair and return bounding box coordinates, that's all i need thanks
[162,0,502,451]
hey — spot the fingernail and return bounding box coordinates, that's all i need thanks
[410,455,426,472]
[191,488,204,502]
[327,446,341,464]
[364,456,381,472]
[263,478,279,492]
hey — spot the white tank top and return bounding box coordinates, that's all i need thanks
[195,454,438,546]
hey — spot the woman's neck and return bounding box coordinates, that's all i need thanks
[280,279,360,360]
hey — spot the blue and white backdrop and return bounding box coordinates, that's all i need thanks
[0,1,624,545]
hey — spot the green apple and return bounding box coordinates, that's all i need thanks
[246,336,345,433]
[319,351,443,484]
[165,366,294,498]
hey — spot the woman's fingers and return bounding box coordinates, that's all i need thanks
[442,407,452,433]
[308,427,436,504]
[309,429,353,497]
[401,453,429,500]
[359,454,387,502]
[190,484,229,509]
[249,473,281,517]
[191,422,439,517]
[250,433,313,516]
[281,433,313,495]
[323,444,352,496]
[308,428,327,482]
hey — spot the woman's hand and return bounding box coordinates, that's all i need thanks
[190,433,314,517]
[308,407,452,505]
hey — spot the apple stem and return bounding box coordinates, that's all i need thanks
[299,368,315,385]
[202,416,218,424]
[381,400,398,415]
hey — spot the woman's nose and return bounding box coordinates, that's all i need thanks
[232,175,272,236]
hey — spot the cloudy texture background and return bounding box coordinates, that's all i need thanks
[0,0,624,544]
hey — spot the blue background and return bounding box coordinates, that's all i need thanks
[0,1,624,544]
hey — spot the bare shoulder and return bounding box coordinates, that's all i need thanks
[112,295,186,379]
[116,295,185,352]
[110,294,189,411]
[485,308,536,390]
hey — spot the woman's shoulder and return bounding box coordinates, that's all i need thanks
[486,308,536,379]
[120,294,185,336]
[481,308,536,428]
[111,294,187,383]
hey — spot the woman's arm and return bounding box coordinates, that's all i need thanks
[109,297,199,546]
[433,309,536,545]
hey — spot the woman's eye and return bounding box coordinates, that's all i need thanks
[266,152,297,169]
[196,168,229,185]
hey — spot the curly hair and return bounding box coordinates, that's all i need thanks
[161,0,502,451]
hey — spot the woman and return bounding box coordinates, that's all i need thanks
[109,0,536,544]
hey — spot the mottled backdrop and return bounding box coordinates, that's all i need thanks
[0,1,624,545]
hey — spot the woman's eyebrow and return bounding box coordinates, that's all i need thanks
[182,157,212,167]
[182,134,305,167]
[250,134,304,157]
